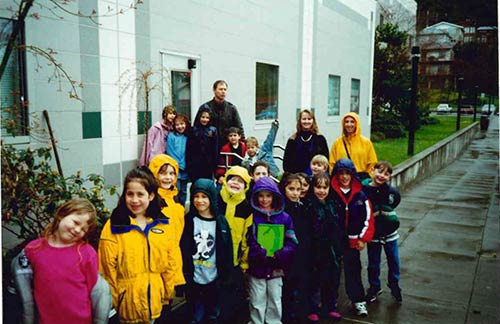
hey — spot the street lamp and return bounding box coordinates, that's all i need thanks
[408,46,420,156]
[456,77,464,131]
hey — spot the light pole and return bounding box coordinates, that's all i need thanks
[408,46,420,156]
[473,85,479,122]
[456,77,464,131]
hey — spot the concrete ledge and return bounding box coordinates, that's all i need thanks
[392,121,480,192]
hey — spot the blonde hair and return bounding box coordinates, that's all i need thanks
[245,136,259,147]
[44,198,98,242]
[311,154,329,169]
[296,109,319,134]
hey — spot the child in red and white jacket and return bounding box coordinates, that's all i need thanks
[330,158,374,317]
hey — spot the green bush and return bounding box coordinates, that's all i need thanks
[1,144,117,249]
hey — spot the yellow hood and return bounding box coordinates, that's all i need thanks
[341,112,361,139]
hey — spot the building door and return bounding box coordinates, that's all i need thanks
[161,51,200,121]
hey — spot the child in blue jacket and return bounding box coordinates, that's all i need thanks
[330,158,374,317]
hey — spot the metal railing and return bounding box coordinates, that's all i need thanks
[217,144,285,182]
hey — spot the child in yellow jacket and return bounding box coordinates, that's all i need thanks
[149,154,186,296]
[99,167,177,323]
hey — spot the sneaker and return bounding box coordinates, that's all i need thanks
[366,287,383,303]
[327,311,343,321]
[353,301,368,316]
[307,313,320,322]
[390,287,403,303]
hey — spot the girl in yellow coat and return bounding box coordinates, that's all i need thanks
[99,167,176,323]
[329,112,378,179]
[149,154,186,294]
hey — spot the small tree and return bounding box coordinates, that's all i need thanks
[117,62,171,165]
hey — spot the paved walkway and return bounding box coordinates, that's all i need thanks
[335,114,499,323]
[173,115,499,324]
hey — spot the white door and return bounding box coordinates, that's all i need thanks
[160,51,201,121]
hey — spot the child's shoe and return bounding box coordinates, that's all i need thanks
[327,311,343,321]
[390,286,403,303]
[366,286,383,303]
[353,301,368,316]
[307,313,320,322]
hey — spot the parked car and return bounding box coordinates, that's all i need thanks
[459,104,474,115]
[436,103,452,114]
[481,104,496,115]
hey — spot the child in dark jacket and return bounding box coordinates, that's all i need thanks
[187,106,218,182]
[362,161,402,303]
[330,158,374,317]
[247,177,298,324]
[280,173,313,324]
[307,172,345,322]
[180,178,233,324]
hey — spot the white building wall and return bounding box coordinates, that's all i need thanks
[2,0,376,185]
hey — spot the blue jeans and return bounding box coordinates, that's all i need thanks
[176,178,188,206]
[309,261,340,315]
[367,240,400,290]
[186,281,220,324]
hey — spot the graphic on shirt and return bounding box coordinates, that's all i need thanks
[193,229,215,260]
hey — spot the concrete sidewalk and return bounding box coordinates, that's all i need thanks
[336,114,499,323]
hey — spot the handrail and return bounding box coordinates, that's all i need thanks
[218,151,280,183]
[273,144,285,161]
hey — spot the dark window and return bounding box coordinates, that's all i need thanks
[255,62,279,121]
[171,70,191,120]
[1,17,28,137]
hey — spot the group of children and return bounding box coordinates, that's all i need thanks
[140,104,280,207]
[12,143,403,324]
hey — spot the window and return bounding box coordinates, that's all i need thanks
[350,79,360,113]
[255,63,278,121]
[171,70,191,120]
[327,75,340,116]
[0,18,28,137]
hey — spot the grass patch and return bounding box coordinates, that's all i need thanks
[374,115,475,166]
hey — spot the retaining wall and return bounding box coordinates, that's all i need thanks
[392,121,480,192]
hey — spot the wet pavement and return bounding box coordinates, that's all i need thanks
[173,115,499,324]
[319,114,499,324]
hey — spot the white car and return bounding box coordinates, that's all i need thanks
[481,104,496,115]
[436,104,452,114]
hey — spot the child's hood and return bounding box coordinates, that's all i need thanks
[341,112,361,138]
[251,177,285,216]
[331,158,362,193]
[223,166,251,193]
[190,178,220,216]
[149,154,179,184]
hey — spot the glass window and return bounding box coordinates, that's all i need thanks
[1,18,28,137]
[255,62,278,121]
[350,79,360,113]
[327,75,340,116]
[171,70,191,120]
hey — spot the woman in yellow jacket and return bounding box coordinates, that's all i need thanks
[99,167,177,323]
[148,154,186,295]
[329,112,378,179]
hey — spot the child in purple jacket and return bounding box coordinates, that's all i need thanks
[246,176,298,324]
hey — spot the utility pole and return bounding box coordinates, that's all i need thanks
[408,46,420,156]
[456,77,463,131]
[473,85,479,122]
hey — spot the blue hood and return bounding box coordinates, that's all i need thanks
[331,158,360,180]
[250,177,285,215]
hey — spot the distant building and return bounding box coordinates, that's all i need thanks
[375,0,417,47]
[417,21,464,89]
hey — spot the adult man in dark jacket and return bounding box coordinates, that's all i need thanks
[194,80,245,149]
